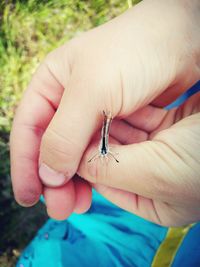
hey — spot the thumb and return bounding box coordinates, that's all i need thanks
[78,140,169,200]
[39,82,100,187]
[78,115,199,206]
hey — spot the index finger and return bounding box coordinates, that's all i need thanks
[10,59,65,206]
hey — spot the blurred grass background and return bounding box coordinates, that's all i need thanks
[0,0,140,266]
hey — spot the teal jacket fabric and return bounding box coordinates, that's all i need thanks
[17,81,200,267]
[17,189,168,267]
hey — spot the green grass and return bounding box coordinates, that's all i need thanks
[0,0,140,266]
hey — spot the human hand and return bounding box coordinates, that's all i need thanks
[10,0,200,225]
[79,93,200,227]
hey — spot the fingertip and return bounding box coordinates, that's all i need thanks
[11,158,43,207]
[14,186,42,207]
[46,208,69,221]
[44,180,75,220]
[73,176,92,214]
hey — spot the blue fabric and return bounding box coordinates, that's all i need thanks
[17,81,200,267]
[17,189,168,267]
[165,80,200,109]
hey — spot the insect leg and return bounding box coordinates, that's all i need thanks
[108,151,119,163]
[88,152,100,163]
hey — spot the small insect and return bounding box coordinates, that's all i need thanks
[88,110,119,163]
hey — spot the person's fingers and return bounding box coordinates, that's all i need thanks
[110,119,148,145]
[125,105,167,133]
[44,179,75,220]
[78,113,200,207]
[123,104,178,140]
[79,140,177,204]
[10,59,66,206]
[92,183,200,226]
[73,176,92,214]
[79,140,163,200]
[39,79,101,187]
[92,183,162,225]
[109,105,174,145]
[152,77,200,108]
[148,92,200,138]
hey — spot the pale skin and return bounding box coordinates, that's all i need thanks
[10,0,200,226]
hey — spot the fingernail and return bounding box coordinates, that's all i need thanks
[39,163,67,187]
